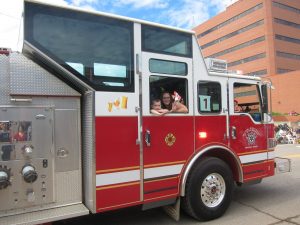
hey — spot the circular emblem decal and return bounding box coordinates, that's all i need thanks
[165,133,176,147]
[242,127,261,147]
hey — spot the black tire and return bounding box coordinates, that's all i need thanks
[182,157,234,221]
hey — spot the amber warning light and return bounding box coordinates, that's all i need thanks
[198,132,207,139]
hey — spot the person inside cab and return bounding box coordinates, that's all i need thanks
[161,91,188,113]
[234,99,242,113]
[150,99,169,116]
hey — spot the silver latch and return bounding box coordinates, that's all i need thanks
[145,130,151,147]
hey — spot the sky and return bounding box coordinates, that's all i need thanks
[0,0,237,51]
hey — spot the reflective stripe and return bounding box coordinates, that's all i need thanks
[268,151,275,159]
[239,152,268,164]
[144,164,184,179]
[96,170,140,186]
[96,164,184,187]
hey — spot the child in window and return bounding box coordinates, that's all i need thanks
[150,99,169,116]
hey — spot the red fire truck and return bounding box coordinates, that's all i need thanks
[0,1,290,224]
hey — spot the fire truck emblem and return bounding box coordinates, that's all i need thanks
[165,133,176,147]
[243,127,260,146]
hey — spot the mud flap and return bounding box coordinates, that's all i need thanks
[163,198,180,221]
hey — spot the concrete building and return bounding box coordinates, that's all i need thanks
[193,0,300,76]
[267,71,300,114]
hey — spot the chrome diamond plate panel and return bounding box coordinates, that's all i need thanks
[10,53,80,97]
[0,55,11,104]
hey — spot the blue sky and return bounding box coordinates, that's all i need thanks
[65,0,235,28]
[0,0,236,50]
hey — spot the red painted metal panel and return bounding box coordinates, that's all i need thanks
[243,160,275,181]
[195,115,228,150]
[95,116,139,171]
[95,116,140,211]
[142,116,194,200]
[142,116,194,165]
[144,177,179,200]
[230,115,267,155]
[96,184,140,212]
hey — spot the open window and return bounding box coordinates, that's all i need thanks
[149,76,188,114]
[233,83,262,122]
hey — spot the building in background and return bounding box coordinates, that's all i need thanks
[267,71,300,114]
[193,0,300,77]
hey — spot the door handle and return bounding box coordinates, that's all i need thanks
[231,126,237,139]
[145,130,151,147]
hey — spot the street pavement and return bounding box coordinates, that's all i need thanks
[56,144,300,225]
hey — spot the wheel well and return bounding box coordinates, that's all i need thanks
[181,147,242,196]
[199,149,241,182]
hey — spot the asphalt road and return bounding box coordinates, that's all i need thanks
[56,144,300,225]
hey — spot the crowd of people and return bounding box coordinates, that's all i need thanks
[275,124,300,144]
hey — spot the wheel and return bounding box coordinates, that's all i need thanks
[182,157,234,221]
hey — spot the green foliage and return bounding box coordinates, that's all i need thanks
[272,112,284,116]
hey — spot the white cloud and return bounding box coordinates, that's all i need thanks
[114,0,169,9]
[0,0,70,51]
[165,0,232,29]
[69,0,97,7]
[0,0,23,51]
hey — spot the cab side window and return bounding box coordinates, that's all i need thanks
[198,81,221,113]
[149,76,188,114]
[233,83,262,121]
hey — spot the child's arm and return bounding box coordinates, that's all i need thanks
[151,109,161,115]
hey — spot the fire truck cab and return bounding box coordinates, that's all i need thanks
[0,1,290,224]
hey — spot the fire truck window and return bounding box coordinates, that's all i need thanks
[233,83,262,121]
[66,62,84,75]
[24,2,134,92]
[149,59,187,76]
[142,25,192,57]
[198,81,221,113]
[149,76,188,113]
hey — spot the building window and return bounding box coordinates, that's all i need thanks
[142,25,192,58]
[246,69,267,77]
[277,51,300,60]
[197,3,263,38]
[275,34,300,45]
[228,53,266,67]
[201,20,264,50]
[198,81,221,114]
[273,1,300,14]
[149,59,187,76]
[274,18,300,30]
[277,68,294,74]
[207,36,265,58]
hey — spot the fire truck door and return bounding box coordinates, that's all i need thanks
[228,79,269,178]
[141,52,194,202]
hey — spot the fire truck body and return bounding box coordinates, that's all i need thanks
[0,1,289,224]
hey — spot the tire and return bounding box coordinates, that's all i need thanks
[182,157,234,221]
